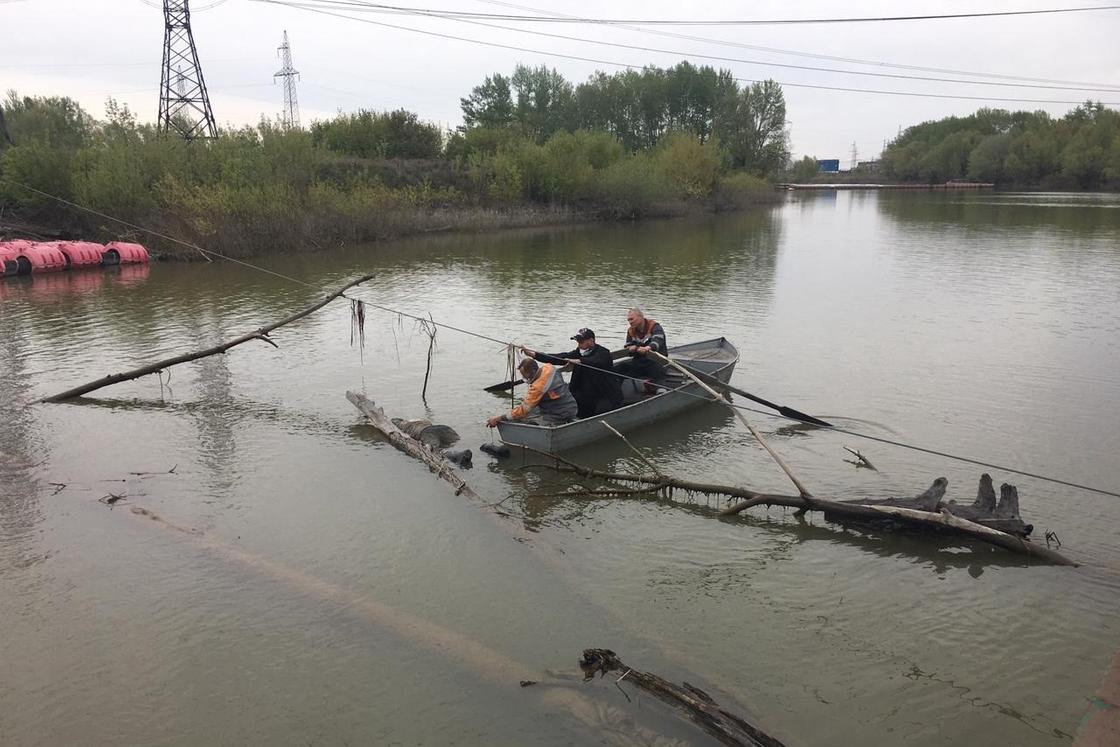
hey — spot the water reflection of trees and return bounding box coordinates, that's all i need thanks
[0,327,49,579]
[6,262,349,381]
[452,210,784,309]
[877,192,1120,235]
[186,316,240,508]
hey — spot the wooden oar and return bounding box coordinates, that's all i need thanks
[667,357,832,427]
[650,351,814,499]
[484,378,523,393]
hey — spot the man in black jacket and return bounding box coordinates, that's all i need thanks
[522,328,623,419]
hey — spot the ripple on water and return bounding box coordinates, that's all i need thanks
[3,196,1120,746]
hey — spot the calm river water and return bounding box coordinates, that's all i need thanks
[3,190,1119,746]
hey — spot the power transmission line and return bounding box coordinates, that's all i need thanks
[0,57,259,70]
[260,2,1120,25]
[476,0,1120,91]
[285,0,1120,93]
[255,0,1120,106]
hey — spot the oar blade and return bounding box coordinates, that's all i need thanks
[777,406,831,427]
[483,379,522,393]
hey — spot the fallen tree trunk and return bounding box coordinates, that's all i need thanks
[838,473,1033,536]
[121,502,735,746]
[721,489,1074,566]
[343,395,797,742]
[519,446,1075,566]
[579,648,788,747]
[40,274,376,403]
[347,391,483,503]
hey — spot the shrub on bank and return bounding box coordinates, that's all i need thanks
[712,172,773,211]
[656,132,721,199]
[594,154,679,218]
[0,92,778,258]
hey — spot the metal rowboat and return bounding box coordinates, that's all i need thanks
[496,337,739,453]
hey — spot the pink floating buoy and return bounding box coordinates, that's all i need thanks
[57,241,107,268]
[21,242,68,273]
[0,240,34,276]
[102,241,150,265]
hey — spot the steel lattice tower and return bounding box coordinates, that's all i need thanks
[158,1,217,140]
[274,30,300,129]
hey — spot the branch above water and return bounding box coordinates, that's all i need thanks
[39,274,375,403]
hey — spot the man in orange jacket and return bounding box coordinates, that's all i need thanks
[486,357,578,427]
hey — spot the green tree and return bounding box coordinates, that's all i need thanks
[2,90,92,148]
[967,132,1011,182]
[1058,103,1120,188]
[310,109,441,159]
[718,80,789,175]
[789,155,819,182]
[510,64,574,142]
[460,73,514,130]
[882,103,1120,188]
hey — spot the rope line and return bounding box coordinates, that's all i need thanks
[347,296,1120,500]
[0,178,321,291]
[7,179,1117,498]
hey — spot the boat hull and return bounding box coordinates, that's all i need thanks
[497,337,738,453]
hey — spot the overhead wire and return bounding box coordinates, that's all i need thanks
[255,0,1120,105]
[475,0,1120,91]
[137,0,230,11]
[282,0,1120,93]
[256,2,1120,26]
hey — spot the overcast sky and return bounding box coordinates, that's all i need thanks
[2,0,1117,159]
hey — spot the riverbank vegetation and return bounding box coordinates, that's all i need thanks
[881,103,1120,189]
[0,62,787,259]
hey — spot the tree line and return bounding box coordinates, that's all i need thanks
[457,62,789,175]
[0,63,787,258]
[881,103,1120,189]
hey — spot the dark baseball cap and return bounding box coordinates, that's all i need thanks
[570,327,595,341]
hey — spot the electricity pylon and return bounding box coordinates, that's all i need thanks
[158,1,217,140]
[274,30,301,129]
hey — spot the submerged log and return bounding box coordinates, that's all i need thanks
[347,391,482,502]
[579,648,788,747]
[720,485,1072,566]
[517,446,1074,566]
[837,474,1034,537]
[40,274,376,403]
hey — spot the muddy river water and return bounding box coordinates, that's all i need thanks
[2,190,1119,745]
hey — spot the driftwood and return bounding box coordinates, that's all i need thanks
[347,391,482,502]
[836,473,1032,536]
[520,446,1075,566]
[580,649,787,747]
[718,475,1072,565]
[39,274,376,403]
[842,446,876,470]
